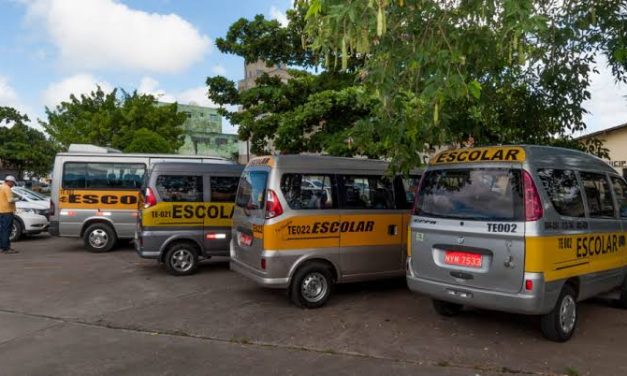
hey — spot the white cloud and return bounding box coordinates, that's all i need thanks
[24,0,211,73]
[0,76,20,108]
[269,5,288,27]
[137,76,176,102]
[211,64,227,76]
[42,73,113,108]
[0,75,37,125]
[137,76,214,107]
[583,60,627,134]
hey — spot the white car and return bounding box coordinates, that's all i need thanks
[10,187,50,241]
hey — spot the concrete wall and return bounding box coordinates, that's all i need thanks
[581,125,627,177]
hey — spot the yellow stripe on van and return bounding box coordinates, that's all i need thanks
[247,156,275,168]
[262,213,408,251]
[430,146,526,165]
[58,189,139,210]
[525,232,627,282]
[142,202,234,227]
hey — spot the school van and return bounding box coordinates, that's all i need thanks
[407,145,627,341]
[50,144,231,252]
[230,155,421,308]
[135,162,243,275]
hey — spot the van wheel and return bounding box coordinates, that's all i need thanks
[432,299,463,317]
[289,262,334,309]
[615,278,627,309]
[83,223,117,253]
[164,243,199,276]
[9,219,23,242]
[540,284,577,342]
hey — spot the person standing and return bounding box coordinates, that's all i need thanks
[0,175,19,254]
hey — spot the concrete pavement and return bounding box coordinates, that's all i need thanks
[1,235,626,375]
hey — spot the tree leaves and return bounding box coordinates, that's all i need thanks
[301,0,625,170]
[40,87,186,154]
[0,107,57,177]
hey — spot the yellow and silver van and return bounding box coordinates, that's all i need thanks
[135,162,243,275]
[230,155,421,308]
[50,144,230,252]
[407,145,627,341]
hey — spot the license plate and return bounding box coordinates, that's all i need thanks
[444,251,482,268]
[238,232,253,246]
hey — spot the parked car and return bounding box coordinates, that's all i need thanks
[9,187,50,241]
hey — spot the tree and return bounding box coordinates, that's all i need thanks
[41,87,186,153]
[206,7,378,157]
[300,0,624,170]
[125,128,172,153]
[0,106,58,177]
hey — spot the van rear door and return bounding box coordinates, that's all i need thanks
[410,166,526,294]
[231,168,270,270]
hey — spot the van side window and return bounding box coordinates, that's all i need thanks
[340,175,394,209]
[537,169,585,218]
[280,174,336,210]
[63,162,146,189]
[580,172,615,218]
[611,177,627,218]
[155,175,203,202]
[210,176,239,202]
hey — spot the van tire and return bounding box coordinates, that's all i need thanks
[164,242,199,276]
[83,223,117,253]
[616,278,627,309]
[289,262,334,309]
[540,284,577,342]
[9,219,23,242]
[432,299,463,317]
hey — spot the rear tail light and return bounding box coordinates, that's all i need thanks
[525,279,533,291]
[261,258,266,270]
[522,170,543,221]
[144,187,157,208]
[265,189,283,219]
[50,200,55,216]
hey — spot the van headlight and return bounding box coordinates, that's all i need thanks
[16,208,35,215]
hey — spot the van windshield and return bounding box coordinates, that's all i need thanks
[415,168,524,221]
[236,170,268,211]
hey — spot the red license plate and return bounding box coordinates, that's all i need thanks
[238,232,253,246]
[444,251,482,268]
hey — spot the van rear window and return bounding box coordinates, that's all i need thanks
[236,171,268,210]
[415,168,524,221]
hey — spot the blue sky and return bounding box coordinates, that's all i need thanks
[0,0,625,136]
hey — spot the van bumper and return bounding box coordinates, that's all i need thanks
[406,258,560,315]
[230,257,289,289]
[49,220,59,236]
[134,231,162,259]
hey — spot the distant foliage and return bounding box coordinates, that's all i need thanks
[299,0,626,170]
[125,128,172,153]
[41,87,186,153]
[0,106,58,177]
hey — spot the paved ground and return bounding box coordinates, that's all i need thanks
[1,236,626,375]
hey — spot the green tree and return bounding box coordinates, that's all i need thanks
[41,87,186,153]
[0,106,58,177]
[300,0,624,170]
[206,7,377,157]
[125,128,172,153]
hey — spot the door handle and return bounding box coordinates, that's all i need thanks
[388,225,398,236]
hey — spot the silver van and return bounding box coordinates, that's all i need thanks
[50,144,229,252]
[230,155,421,308]
[407,145,627,341]
[135,162,243,275]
